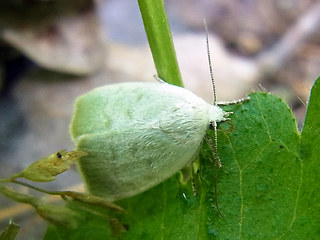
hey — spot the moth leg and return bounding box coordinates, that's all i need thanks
[204,134,223,217]
[181,164,198,197]
[204,134,222,168]
[180,164,193,183]
[153,75,167,83]
[217,96,250,106]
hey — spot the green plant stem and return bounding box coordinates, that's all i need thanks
[138,0,183,87]
[0,178,125,212]
[0,177,65,196]
[0,178,12,183]
[11,179,63,195]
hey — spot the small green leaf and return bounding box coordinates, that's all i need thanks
[0,186,39,205]
[0,186,80,229]
[36,203,80,229]
[43,200,124,240]
[62,191,125,212]
[0,221,19,240]
[11,150,87,182]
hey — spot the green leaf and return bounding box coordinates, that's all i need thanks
[44,77,320,239]
[43,200,125,240]
[0,221,19,240]
[214,93,301,239]
[0,186,80,229]
[283,76,320,238]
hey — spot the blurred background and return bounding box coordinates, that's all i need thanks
[0,0,319,238]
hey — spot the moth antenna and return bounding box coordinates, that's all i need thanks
[204,19,217,106]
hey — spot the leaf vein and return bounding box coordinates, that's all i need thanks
[223,132,243,239]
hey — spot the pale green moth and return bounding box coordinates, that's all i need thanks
[70,28,248,203]
[71,82,229,200]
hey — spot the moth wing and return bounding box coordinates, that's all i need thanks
[71,82,210,139]
[71,82,212,200]
[76,127,204,201]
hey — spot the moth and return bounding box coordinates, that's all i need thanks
[70,26,249,212]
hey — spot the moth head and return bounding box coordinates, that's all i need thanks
[208,105,229,123]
